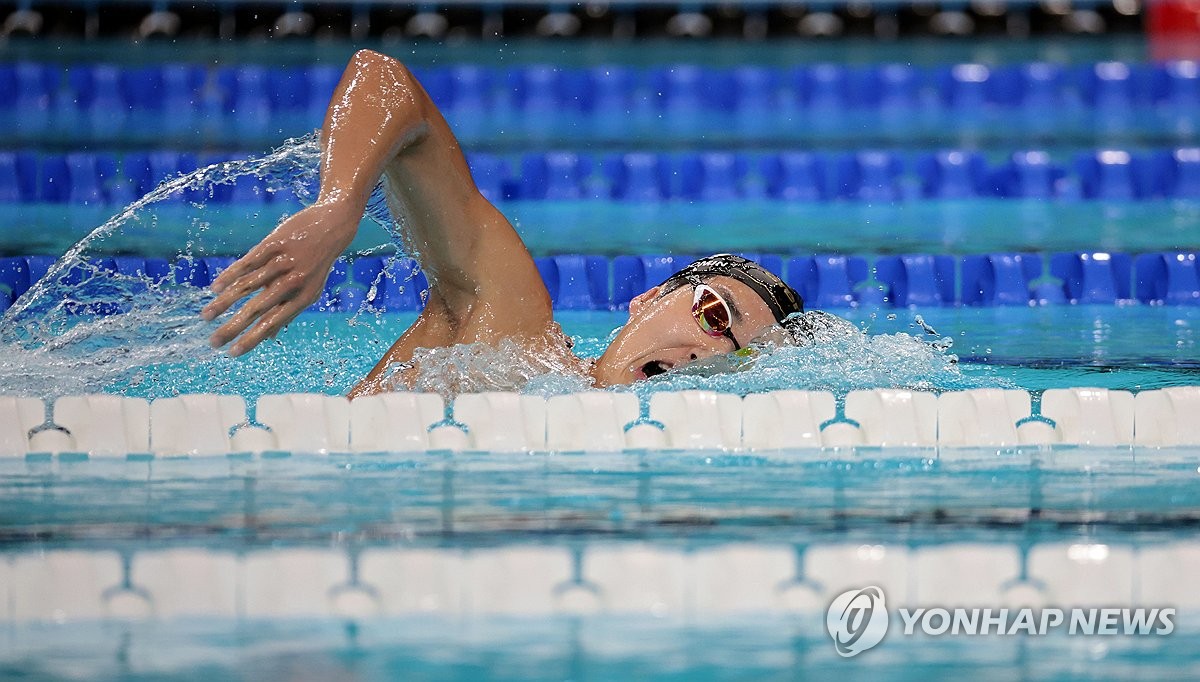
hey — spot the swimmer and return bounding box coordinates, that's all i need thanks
[200,50,837,395]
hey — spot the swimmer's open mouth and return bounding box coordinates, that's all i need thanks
[641,360,673,378]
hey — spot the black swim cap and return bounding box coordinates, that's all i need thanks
[657,254,804,323]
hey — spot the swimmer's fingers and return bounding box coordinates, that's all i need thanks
[209,244,275,295]
[201,265,278,322]
[213,274,312,355]
[210,272,309,353]
[228,299,309,358]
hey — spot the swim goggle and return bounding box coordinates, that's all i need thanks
[692,283,742,350]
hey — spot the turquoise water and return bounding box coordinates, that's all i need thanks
[87,306,1196,406]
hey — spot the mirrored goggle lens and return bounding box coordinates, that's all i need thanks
[692,284,732,337]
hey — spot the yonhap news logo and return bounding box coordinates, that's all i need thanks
[826,586,1176,658]
[826,586,890,657]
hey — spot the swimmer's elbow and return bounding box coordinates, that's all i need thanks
[348,49,432,140]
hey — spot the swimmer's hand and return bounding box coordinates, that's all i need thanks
[200,200,359,356]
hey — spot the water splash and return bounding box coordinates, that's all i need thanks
[631,311,1006,398]
[0,133,399,400]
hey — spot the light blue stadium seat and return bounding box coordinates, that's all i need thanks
[916,151,990,198]
[465,153,508,202]
[679,152,746,201]
[1051,252,1133,304]
[520,152,590,200]
[786,255,869,308]
[1135,252,1200,305]
[875,254,957,306]
[1075,150,1140,200]
[836,151,904,202]
[611,254,694,308]
[961,254,1041,306]
[761,152,827,201]
[535,255,609,310]
[994,151,1064,198]
[606,153,669,201]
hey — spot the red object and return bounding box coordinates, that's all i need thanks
[1148,1,1200,61]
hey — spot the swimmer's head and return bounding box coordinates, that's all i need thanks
[591,254,805,386]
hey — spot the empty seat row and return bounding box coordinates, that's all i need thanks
[0,151,290,205]
[470,148,1200,201]
[5,250,1195,315]
[3,60,1197,117]
[3,148,1198,203]
[2,387,1197,457]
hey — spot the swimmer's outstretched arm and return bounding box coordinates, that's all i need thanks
[201,50,552,392]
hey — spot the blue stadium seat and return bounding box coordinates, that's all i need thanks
[800,64,850,110]
[309,258,352,312]
[409,66,452,108]
[786,255,869,308]
[761,152,827,201]
[124,151,199,201]
[353,256,428,312]
[227,65,272,132]
[0,64,16,111]
[1078,61,1137,109]
[916,151,989,198]
[510,65,562,115]
[1075,150,1140,200]
[67,63,125,113]
[1014,62,1065,109]
[38,155,69,203]
[0,153,27,203]
[520,152,590,200]
[143,257,209,288]
[0,257,31,305]
[836,151,904,202]
[872,63,921,110]
[142,258,172,285]
[1050,252,1133,304]
[1135,252,1200,305]
[465,153,508,202]
[653,64,705,114]
[535,255,609,310]
[64,153,105,204]
[448,65,494,118]
[14,62,55,118]
[585,65,634,115]
[875,254,957,306]
[228,163,270,204]
[121,64,202,112]
[606,153,670,201]
[961,254,1041,306]
[938,63,993,110]
[611,254,694,308]
[1165,148,1200,198]
[200,257,236,283]
[306,64,343,116]
[268,65,309,112]
[175,257,212,287]
[1157,60,1200,109]
[993,151,1064,199]
[679,152,745,201]
[732,66,778,115]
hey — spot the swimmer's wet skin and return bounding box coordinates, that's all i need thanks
[201,49,835,394]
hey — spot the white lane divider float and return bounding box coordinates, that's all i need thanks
[1,386,1199,457]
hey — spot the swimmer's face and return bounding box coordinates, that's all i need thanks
[591,275,778,386]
